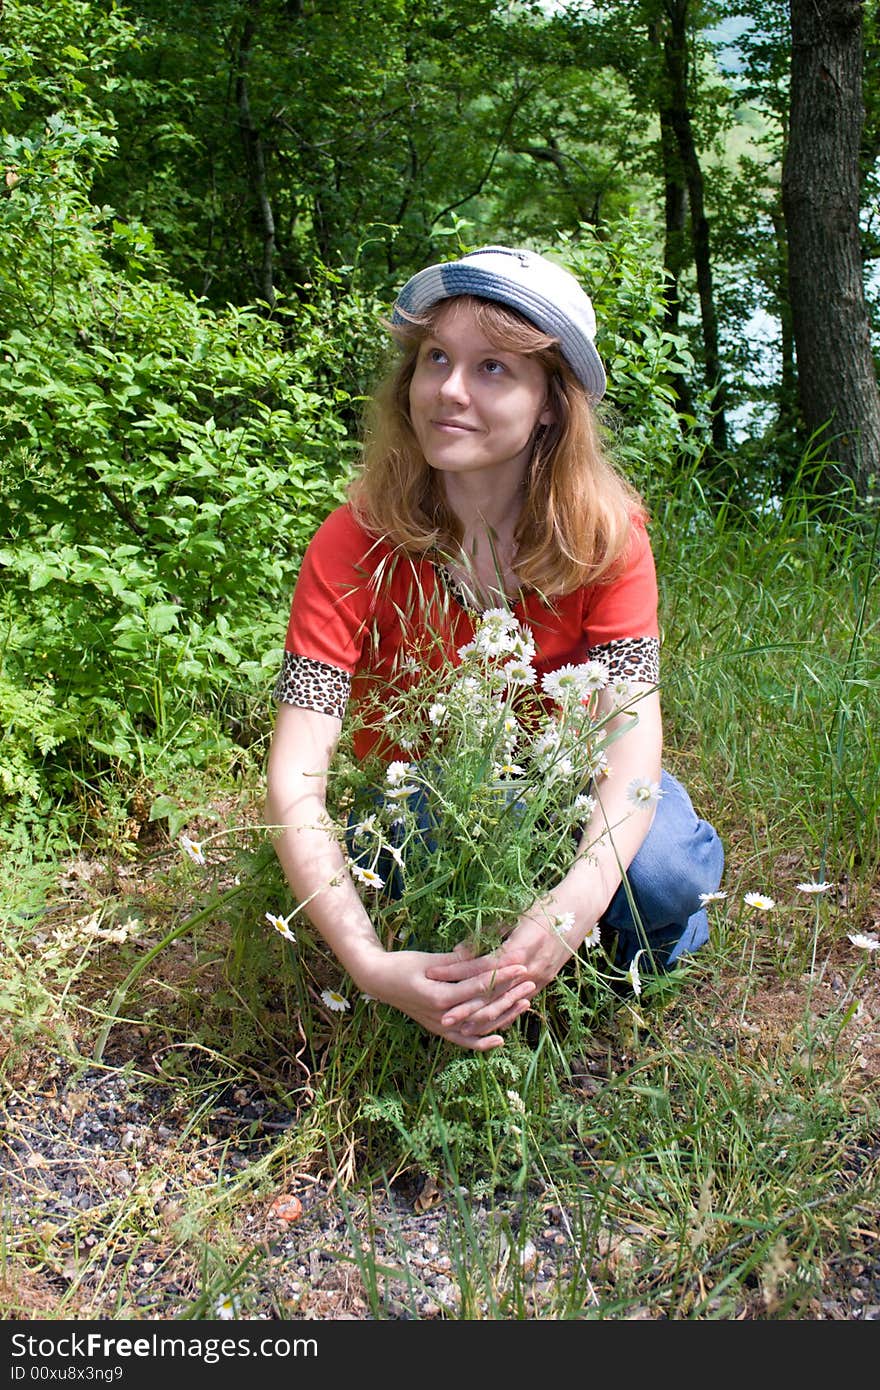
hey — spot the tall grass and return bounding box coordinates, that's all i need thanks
[1,475,878,1320]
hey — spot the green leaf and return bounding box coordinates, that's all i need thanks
[145,603,180,635]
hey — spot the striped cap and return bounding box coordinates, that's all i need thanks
[392,245,606,401]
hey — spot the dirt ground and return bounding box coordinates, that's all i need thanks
[2,833,879,1322]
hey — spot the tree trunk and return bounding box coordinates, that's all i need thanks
[654,1,726,452]
[235,1,277,309]
[654,75,696,422]
[782,0,880,495]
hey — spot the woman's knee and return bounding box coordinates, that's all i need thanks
[623,774,724,925]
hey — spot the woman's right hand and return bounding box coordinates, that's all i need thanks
[360,948,535,1051]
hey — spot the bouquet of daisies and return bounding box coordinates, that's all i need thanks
[332,606,641,960]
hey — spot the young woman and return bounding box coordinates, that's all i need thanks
[266,245,724,1052]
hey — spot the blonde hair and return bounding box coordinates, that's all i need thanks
[348,296,645,596]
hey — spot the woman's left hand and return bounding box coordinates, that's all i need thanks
[425,912,574,1036]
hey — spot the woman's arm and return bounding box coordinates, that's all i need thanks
[426,685,663,1030]
[265,702,535,1048]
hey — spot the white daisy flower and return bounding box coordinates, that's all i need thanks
[578,659,609,692]
[609,677,634,706]
[385,760,414,787]
[428,702,447,725]
[587,750,609,778]
[321,988,350,1012]
[265,911,296,943]
[744,892,775,911]
[627,949,645,997]
[475,630,520,659]
[582,921,602,949]
[481,606,519,628]
[384,842,406,869]
[847,932,880,952]
[542,661,608,703]
[503,658,537,687]
[214,1294,240,1320]
[541,664,589,701]
[573,793,597,818]
[699,890,728,906]
[494,761,525,779]
[384,759,418,798]
[352,813,379,841]
[350,863,386,890]
[551,911,577,939]
[627,777,663,809]
[796,880,833,894]
[180,834,206,866]
[532,725,562,759]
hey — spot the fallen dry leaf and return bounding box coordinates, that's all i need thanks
[414,1175,443,1213]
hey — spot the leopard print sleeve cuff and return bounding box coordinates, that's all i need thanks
[272,652,352,719]
[588,636,659,685]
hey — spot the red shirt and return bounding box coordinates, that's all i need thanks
[276,503,659,762]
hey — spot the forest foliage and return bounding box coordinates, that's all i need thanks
[1,0,878,845]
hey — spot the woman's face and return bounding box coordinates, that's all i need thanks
[407,299,554,487]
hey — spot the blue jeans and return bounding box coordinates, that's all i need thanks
[600,770,724,971]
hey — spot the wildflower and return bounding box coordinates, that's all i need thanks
[494,761,525,779]
[796,880,833,894]
[627,950,645,997]
[428,702,447,725]
[350,863,386,890]
[265,911,296,943]
[386,760,415,787]
[321,988,351,1012]
[582,921,602,949]
[627,777,663,809]
[452,674,484,705]
[385,759,418,796]
[215,1294,240,1320]
[180,834,206,866]
[577,659,609,692]
[551,911,576,939]
[541,664,591,702]
[744,892,775,911]
[573,793,597,819]
[456,640,478,661]
[477,632,520,659]
[532,724,562,759]
[506,1089,527,1115]
[481,606,518,627]
[509,630,536,663]
[609,677,633,706]
[385,841,406,870]
[587,749,609,779]
[699,890,728,906]
[352,813,379,841]
[503,658,537,687]
[471,609,523,659]
[847,932,880,952]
